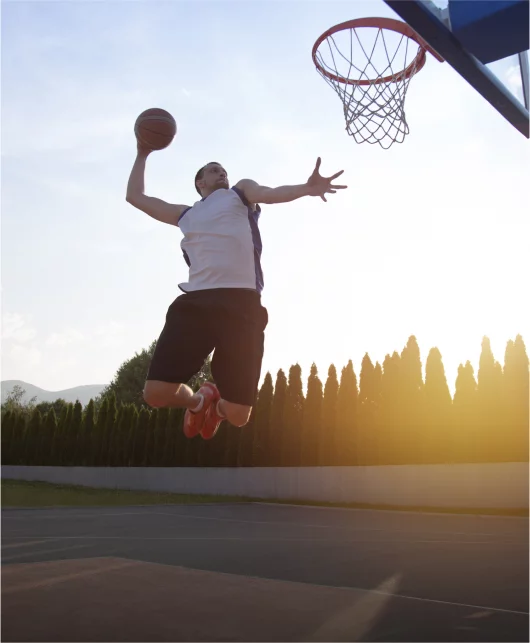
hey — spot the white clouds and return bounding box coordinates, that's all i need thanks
[1,317,132,390]
[2,314,41,382]
[1,313,37,342]
[2,107,135,160]
[43,322,126,349]
[93,321,127,348]
[94,321,125,337]
[8,344,43,371]
[252,123,318,147]
[46,329,85,347]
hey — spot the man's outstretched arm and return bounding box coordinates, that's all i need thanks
[126,144,190,226]
[236,158,347,205]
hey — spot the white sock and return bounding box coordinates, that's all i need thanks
[190,394,204,414]
[216,399,226,418]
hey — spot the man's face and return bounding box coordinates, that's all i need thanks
[200,163,229,193]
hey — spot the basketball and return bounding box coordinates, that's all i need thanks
[134,108,176,151]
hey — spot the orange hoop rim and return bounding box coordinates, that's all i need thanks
[312,17,443,86]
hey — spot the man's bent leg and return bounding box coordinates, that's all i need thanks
[144,292,216,410]
[209,291,267,430]
[145,380,219,439]
[218,399,252,427]
[143,380,201,410]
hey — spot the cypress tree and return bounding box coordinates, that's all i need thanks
[172,410,189,466]
[79,400,96,466]
[123,405,136,465]
[23,409,42,465]
[118,404,132,466]
[153,407,170,466]
[399,336,424,464]
[126,405,140,466]
[102,394,118,465]
[92,398,109,465]
[223,424,244,467]
[185,422,203,467]
[269,369,287,466]
[252,373,274,466]
[107,403,124,466]
[202,421,229,467]
[477,337,503,462]
[423,347,453,463]
[378,352,401,464]
[55,404,73,465]
[336,360,359,465]
[13,412,28,465]
[133,407,151,466]
[1,410,15,465]
[452,361,479,463]
[56,403,70,465]
[41,409,58,465]
[198,416,216,467]
[282,364,304,466]
[237,405,258,467]
[301,364,323,466]
[161,408,181,466]
[503,335,529,461]
[68,401,83,465]
[357,354,377,465]
[144,409,158,466]
[373,362,383,404]
[321,365,339,465]
[373,361,384,462]
[51,405,68,465]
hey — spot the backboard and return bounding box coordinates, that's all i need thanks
[383,0,529,138]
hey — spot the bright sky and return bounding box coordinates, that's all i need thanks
[2,0,529,396]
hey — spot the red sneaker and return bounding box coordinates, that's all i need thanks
[183,384,217,439]
[200,382,224,440]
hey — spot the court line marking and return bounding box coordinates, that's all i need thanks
[2,546,526,617]
[129,557,530,617]
[144,510,526,540]
[1,539,63,550]
[1,544,91,563]
[334,586,529,617]
[0,535,525,546]
[3,511,157,520]
[2,559,137,594]
[3,509,527,540]
[1,503,240,512]
[4,501,527,519]
[252,502,530,520]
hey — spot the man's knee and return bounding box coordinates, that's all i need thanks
[143,384,165,408]
[143,381,180,408]
[223,401,252,427]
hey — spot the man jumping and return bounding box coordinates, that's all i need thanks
[126,144,347,440]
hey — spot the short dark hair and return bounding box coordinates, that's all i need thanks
[194,162,221,196]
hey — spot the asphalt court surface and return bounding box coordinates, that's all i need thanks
[2,503,528,641]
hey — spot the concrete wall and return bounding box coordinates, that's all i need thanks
[3,463,528,509]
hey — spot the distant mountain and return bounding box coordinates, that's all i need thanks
[1,380,106,407]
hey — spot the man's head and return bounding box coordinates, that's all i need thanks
[194,162,228,197]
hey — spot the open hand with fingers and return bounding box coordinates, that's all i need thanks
[306,157,347,202]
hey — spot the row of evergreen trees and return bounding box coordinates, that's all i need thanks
[2,335,528,467]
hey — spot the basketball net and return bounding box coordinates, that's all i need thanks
[313,19,433,149]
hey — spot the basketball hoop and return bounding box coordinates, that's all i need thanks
[312,17,444,149]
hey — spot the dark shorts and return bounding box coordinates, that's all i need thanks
[146,288,268,406]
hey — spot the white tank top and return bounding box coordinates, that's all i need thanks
[177,187,264,293]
